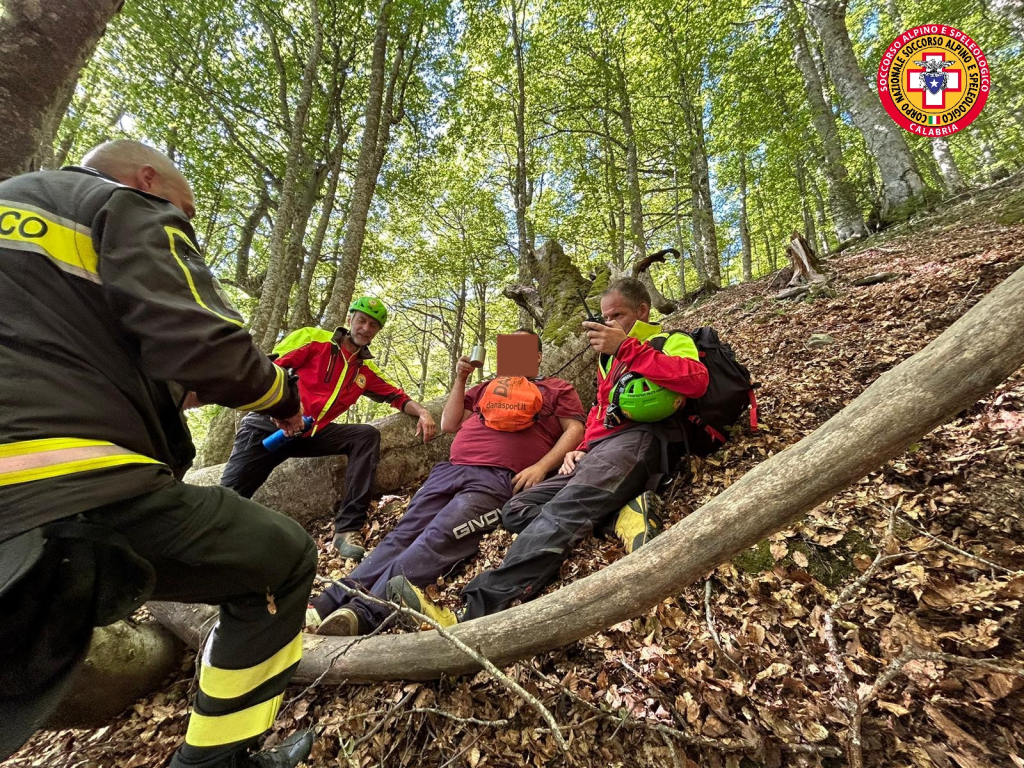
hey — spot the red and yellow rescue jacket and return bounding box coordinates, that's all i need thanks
[582,320,709,449]
[272,327,410,434]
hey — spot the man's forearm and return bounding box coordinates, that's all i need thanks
[440,379,468,432]
[403,400,428,418]
[534,422,585,473]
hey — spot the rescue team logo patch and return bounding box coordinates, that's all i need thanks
[877,25,989,137]
[355,373,367,388]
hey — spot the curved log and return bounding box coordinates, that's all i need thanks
[156,265,1024,683]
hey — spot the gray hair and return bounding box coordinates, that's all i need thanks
[603,277,651,310]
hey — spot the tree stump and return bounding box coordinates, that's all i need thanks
[775,232,829,299]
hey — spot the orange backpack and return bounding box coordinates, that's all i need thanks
[477,376,543,432]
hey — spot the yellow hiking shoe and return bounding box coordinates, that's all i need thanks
[386,575,458,629]
[614,490,664,554]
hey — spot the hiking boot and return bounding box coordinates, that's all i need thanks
[242,730,314,767]
[386,576,458,629]
[316,607,361,637]
[332,530,365,560]
[614,490,664,554]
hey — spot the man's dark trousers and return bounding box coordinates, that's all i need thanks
[1,482,318,767]
[312,462,514,631]
[460,429,660,620]
[221,413,381,533]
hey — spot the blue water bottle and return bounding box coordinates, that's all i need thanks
[262,416,314,452]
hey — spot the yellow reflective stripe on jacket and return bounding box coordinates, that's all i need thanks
[165,226,244,327]
[198,634,302,700]
[184,694,283,748]
[311,351,351,436]
[0,201,100,284]
[0,438,162,487]
[237,365,286,412]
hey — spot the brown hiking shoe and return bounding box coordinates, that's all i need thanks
[332,530,365,560]
[316,607,361,636]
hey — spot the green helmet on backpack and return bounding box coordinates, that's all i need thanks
[348,296,388,328]
[606,372,684,427]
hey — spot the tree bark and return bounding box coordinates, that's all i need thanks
[681,71,720,288]
[808,169,834,254]
[0,0,123,180]
[806,0,929,221]
[232,186,272,298]
[785,232,826,286]
[323,0,396,329]
[509,0,535,329]
[790,7,869,242]
[290,109,352,329]
[249,0,324,350]
[611,61,646,266]
[931,139,967,195]
[738,154,753,282]
[795,157,819,256]
[156,263,1024,682]
[266,161,329,338]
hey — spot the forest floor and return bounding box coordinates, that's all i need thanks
[7,174,1024,768]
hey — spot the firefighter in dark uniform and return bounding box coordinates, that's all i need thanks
[0,140,316,768]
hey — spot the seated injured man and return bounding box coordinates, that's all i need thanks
[387,277,709,627]
[306,329,586,635]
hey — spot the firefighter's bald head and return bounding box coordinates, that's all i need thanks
[82,140,196,220]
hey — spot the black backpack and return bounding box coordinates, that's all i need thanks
[672,327,757,456]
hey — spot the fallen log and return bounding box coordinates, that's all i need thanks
[852,272,900,287]
[154,264,1024,683]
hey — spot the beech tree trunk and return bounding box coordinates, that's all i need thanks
[323,0,407,328]
[790,7,869,242]
[807,0,928,221]
[509,0,535,329]
[615,64,646,266]
[738,154,753,281]
[682,72,720,288]
[249,0,324,350]
[0,0,123,180]
[153,263,1024,682]
[795,158,819,256]
[932,139,968,194]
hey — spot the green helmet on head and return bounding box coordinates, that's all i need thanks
[607,372,684,426]
[348,295,388,328]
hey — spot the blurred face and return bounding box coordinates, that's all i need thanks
[513,330,543,366]
[348,310,382,347]
[600,291,650,335]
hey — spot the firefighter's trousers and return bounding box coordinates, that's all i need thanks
[95,482,317,767]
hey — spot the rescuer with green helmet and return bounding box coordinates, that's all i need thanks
[221,295,437,561]
[385,277,711,630]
